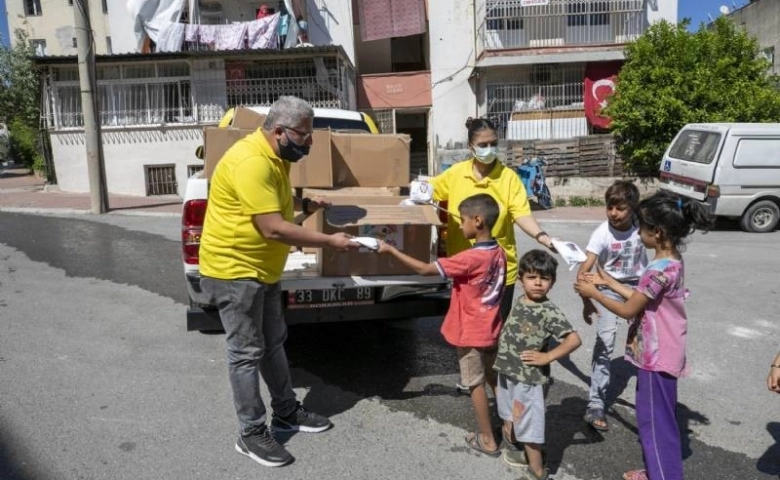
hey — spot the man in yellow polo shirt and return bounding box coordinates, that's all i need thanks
[199,96,356,468]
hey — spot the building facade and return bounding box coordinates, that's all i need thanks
[7,0,113,55]
[727,0,779,75]
[32,0,678,196]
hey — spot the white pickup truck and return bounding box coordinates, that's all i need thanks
[181,107,450,331]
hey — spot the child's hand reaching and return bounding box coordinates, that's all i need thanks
[376,240,396,254]
[574,276,599,299]
[520,350,551,366]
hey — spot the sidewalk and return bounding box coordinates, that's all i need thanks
[0,166,604,222]
[0,166,182,217]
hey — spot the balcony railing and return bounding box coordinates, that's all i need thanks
[480,0,645,51]
[43,58,354,130]
[486,64,589,140]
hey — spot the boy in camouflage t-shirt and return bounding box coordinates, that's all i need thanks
[494,250,582,480]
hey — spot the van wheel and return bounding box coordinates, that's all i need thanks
[740,200,780,233]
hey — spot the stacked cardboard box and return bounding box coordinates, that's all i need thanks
[201,106,440,276]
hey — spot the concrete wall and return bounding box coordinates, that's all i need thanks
[429,0,478,172]
[647,0,678,26]
[50,126,203,196]
[307,0,356,68]
[108,0,140,54]
[8,0,111,55]
[730,0,780,74]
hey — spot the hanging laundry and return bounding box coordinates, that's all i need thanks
[358,0,426,42]
[215,23,249,50]
[198,24,217,45]
[247,12,281,49]
[184,23,199,42]
[157,21,185,52]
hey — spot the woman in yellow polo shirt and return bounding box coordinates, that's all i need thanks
[430,117,554,319]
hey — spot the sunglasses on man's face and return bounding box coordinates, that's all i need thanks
[281,125,313,142]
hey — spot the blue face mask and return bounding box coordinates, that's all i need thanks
[279,130,310,162]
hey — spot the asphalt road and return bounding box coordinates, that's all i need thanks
[0,211,777,480]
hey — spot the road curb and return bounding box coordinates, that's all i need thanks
[0,207,180,218]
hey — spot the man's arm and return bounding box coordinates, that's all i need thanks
[254,212,355,249]
[377,241,440,276]
[520,332,582,366]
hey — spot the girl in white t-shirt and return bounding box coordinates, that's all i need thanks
[576,180,648,432]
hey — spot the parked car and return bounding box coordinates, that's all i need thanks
[659,123,780,232]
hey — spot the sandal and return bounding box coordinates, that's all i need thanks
[517,467,549,480]
[465,432,500,457]
[622,469,648,480]
[584,408,609,432]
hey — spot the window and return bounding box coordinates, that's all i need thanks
[106,36,112,54]
[734,138,780,168]
[187,164,204,177]
[669,130,722,164]
[68,0,73,5]
[486,1,523,31]
[72,37,77,48]
[567,1,610,27]
[101,0,107,13]
[24,0,42,16]
[31,39,47,56]
[144,165,178,196]
[51,62,193,129]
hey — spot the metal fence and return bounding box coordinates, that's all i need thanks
[481,0,645,50]
[43,56,354,130]
[486,64,588,140]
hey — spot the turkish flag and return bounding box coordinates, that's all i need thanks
[584,61,622,129]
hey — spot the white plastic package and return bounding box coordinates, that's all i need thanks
[409,179,433,204]
[551,239,588,270]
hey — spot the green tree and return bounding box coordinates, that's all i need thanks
[0,29,43,171]
[605,18,780,175]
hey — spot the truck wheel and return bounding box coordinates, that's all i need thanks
[740,200,780,233]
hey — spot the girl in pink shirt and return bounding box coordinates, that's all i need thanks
[575,190,713,480]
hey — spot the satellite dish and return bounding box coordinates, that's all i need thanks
[719,5,730,14]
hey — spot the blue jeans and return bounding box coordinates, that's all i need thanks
[587,287,626,411]
[200,277,297,436]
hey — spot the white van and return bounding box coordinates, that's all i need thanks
[659,123,780,233]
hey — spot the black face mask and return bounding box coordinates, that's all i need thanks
[279,131,310,162]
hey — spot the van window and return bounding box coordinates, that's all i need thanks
[314,117,371,132]
[733,138,780,168]
[669,130,722,164]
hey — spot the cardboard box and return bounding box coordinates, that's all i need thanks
[288,129,336,187]
[204,127,255,179]
[302,186,402,197]
[301,195,441,276]
[231,106,267,129]
[203,125,412,189]
[331,132,411,187]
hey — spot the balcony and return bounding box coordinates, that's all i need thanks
[357,71,432,110]
[480,0,646,54]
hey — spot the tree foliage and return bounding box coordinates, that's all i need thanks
[0,29,43,170]
[605,18,780,175]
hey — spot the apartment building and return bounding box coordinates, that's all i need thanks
[32,0,678,195]
[6,0,113,55]
[726,0,779,74]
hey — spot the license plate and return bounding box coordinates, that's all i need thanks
[663,178,695,191]
[287,287,375,309]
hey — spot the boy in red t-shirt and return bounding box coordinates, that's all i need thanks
[378,193,507,457]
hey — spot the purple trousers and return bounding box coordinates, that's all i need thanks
[636,369,684,480]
